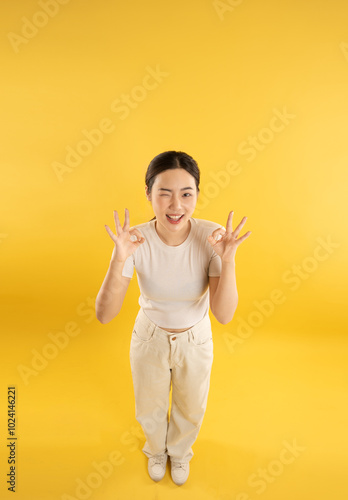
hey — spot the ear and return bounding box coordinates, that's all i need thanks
[145,185,151,201]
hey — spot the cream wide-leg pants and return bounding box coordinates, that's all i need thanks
[129,307,214,464]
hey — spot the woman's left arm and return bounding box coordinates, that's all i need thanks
[208,211,251,325]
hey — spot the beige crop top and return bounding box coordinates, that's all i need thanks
[121,217,223,329]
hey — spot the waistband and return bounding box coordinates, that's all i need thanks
[134,307,212,338]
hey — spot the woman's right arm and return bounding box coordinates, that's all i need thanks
[95,250,131,324]
[95,209,145,324]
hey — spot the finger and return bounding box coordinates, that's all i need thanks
[236,230,252,244]
[104,224,117,243]
[113,210,123,235]
[210,226,226,240]
[226,211,233,233]
[129,228,145,242]
[207,234,218,246]
[123,208,130,231]
[207,233,223,245]
[233,216,247,238]
[130,235,146,246]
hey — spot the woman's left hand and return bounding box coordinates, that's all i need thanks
[207,211,251,263]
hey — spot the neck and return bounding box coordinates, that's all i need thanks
[155,218,192,246]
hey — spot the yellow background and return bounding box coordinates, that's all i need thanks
[1,0,347,499]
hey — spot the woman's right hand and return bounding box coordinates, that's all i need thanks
[104,208,145,263]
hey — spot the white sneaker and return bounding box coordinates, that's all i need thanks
[148,453,168,482]
[170,460,190,485]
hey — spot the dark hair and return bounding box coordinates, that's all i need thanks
[145,151,200,221]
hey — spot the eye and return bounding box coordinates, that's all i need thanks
[183,193,192,197]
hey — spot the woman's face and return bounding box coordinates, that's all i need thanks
[145,168,198,234]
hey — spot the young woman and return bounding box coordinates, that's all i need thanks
[95,151,251,485]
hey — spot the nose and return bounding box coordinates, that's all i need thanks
[169,194,182,211]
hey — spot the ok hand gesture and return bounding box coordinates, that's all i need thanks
[207,211,251,263]
[104,209,145,263]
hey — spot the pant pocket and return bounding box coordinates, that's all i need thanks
[190,328,213,346]
[132,323,155,342]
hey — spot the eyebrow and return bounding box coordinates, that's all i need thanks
[157,187,194,192]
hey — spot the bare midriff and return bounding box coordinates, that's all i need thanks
[158,325,194,333]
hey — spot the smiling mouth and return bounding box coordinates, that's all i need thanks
[166,214,184,222]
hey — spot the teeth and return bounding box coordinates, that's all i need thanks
[167,215,182,220]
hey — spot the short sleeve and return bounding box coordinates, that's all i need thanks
[121,254,134,278]
[208,250,222,277]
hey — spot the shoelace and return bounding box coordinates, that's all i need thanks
[150,454,167,467]
[172,462,188,471]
